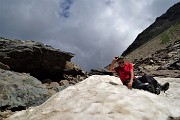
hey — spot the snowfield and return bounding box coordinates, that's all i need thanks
[7,75,180,120]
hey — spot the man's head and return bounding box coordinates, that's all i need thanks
[116,56,125,67]
[116,56,124,60]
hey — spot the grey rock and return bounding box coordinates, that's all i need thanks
[0,37,88,114]
[0,37,74,80]
[0,62,10,70]
[64,61,87,76]
[60,80,70,86]
[89,68,113,75]
[0,69,50,111]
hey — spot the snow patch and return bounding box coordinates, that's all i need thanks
[7,75,180,120]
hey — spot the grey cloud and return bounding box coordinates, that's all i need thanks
[0,0,60,40]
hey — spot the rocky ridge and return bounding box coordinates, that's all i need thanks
[0,37,88,119]
[0,37,87,80]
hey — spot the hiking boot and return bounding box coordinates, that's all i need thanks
[161,82,169,92]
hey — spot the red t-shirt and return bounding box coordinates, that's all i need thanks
[114,62,136,84]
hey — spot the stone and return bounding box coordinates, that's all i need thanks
[0,37,74,81]
[64,61,87,76]
[60,80,70,86]
[0,69,51,111]
[89,68,113,75]
[0,110,14,120]
[49,82,60,88]
[0,62,10,70]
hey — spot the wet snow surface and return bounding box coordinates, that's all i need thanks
[7,75,180,120]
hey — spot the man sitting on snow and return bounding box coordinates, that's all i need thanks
[109,56,169,95]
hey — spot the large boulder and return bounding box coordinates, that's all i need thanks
[0,69,51,112]
[0,37,86,81]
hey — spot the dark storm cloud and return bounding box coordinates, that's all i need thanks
[0,0,179,71]
[59,0,74,18]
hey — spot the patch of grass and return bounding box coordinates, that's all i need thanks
[160,22,180,44]
[160,32,171,44]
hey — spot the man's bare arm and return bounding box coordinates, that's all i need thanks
[108,58,117,72]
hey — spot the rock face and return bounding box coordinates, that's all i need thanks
[0,37,87,81]
[0,69,50,112]
[0,37,88,118]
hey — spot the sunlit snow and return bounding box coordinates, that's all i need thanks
[7,75,180,120]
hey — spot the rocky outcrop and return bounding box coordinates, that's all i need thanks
[0,69,50,112]
[0,68,69,119]
[0,37,87,81]
[0,37,88,119]
[0,64,87,119]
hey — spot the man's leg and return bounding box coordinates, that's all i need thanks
[137,75,169,94]
[136,75,160,94]
[132,79,154,93]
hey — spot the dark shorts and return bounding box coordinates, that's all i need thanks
[123,79,130,86]
[123,79,135,87]
[123,79,139,88]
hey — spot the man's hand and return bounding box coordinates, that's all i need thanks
[113,57,118,63]
[109,57,118,72]
[127,81,133,89]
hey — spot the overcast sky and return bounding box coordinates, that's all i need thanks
[0,0,179,71]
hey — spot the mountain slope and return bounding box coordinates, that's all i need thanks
[122,2,180,60]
